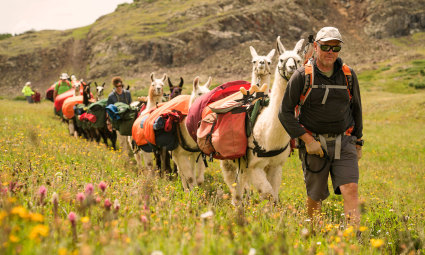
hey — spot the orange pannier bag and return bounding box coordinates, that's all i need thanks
[144,95,191,146]
[132,103,164,147]
[62,96,83,119]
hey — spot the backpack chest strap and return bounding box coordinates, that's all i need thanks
[311,84,348,104]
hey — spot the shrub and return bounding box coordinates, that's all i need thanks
[408,81,425,89]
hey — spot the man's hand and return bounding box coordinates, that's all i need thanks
[356,145,362,160]
[305,139,324,157]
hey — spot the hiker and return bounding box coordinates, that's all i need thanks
[278,27,363,226]
[107,76,133,154]
[107,76,132,106]
[53,73,72,100]
[22,82,34,103]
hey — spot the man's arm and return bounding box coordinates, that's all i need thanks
[350,70,363,140]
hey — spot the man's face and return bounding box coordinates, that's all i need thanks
[314,40,341,68]
[115,82,123,93]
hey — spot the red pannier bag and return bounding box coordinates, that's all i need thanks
[186,80,250,143]
[197,100,247,160]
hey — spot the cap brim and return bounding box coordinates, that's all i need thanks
[319,37,344,43]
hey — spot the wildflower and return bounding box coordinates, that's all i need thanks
[140,215,148,223]
[38,186,47,204]
[9,234,19,243]
[76,193,85,203]
[68,212,77,226]
[95,196,101,204]
[81,217,89,223]
[11,206,28,218]
[104,199,112,210]
[29,213,44,222]
[51,192,59,218]
[98,181,107,192]
[58,248,68,255]
[359,226,368,232]
[113,199,120,212]
[0,210,7,221]
[29,224,49,240]
[85,184,94,196]
[200,210,213,219]
[370,238,384,248]
[343,226,354,237]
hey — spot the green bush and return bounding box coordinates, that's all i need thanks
[408,81,425,89]
[0,33,12,40]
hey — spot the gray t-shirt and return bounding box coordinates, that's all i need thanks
[107,90,132,105]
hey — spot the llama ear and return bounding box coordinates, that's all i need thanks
[162,73,167,82]
[101,82,105,87]
[179,77,184,88]
[167,77,173,90]
[294,39,305,55]
[94,81,98,86]
[266,49,276,60]
[205,76,212,88]
[276,36,285,55]
[192,76,200,90]
[249,46,258,58]
[150,73,155,82]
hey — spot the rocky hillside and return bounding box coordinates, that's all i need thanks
[0,0,424,97]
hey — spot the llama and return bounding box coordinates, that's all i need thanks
[133,73,167,169]
[67,81,82,137]
[171,76,212,190]
[167,77,184,100]
[94,82,106,101]
[221,37,304,204]
[250,46,275,94]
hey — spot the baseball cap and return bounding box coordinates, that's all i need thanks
[315,27,343,43]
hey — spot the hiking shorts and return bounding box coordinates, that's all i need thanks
[299,135,359,201]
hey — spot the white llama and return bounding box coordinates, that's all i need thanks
[67,81,82,137]
[133,73,167,169]
[221,37,304,204]
[94,82,106,101]
[171,76,212,190]
[250,46,275,94]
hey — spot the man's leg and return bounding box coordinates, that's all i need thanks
[339,183,360,226]
[307,196,321,219]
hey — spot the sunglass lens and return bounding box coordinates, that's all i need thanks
[320,45,331,51]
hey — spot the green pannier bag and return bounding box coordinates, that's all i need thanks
[113,102,138,136]
[87,99,108,129]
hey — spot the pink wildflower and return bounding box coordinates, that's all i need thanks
[68,212,77,225]
[85,183,94,195]
[38,186,47,197]
[98,181,107,192]
[76,193,85,203]
[140,215,148,223]
[104,199,112,210]
[113,199,120,212]
[95,196,102,204]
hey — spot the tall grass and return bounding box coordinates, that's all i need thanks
[0,86,424,254]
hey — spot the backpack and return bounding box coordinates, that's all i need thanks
[197,98,247,160]
[87,99,108,129]
[62,96,83,119]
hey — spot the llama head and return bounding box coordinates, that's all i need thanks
[94,82,105,99]
[149,73,166,99]
[250,46,275,78]
[190,76,212,106]
[168,76,184,100]
[276,36,304,79]
[74,81,81,96]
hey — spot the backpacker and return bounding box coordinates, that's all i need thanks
[186,80,251,143]
[291,61,353,151]
[197,97,247,160]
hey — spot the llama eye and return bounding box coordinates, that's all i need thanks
[267,61,271,65]
[198,93,202,96]
[252,60,256,64]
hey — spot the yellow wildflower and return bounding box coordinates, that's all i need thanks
[11,206,28,218]
[29,213,44,222]
[359,226,368,232]
[232,183,237,187]
[0,211,7,221]
[370,238,384,248]
[81,217,89,223]
[9,235,19,243]
[343,226,354,237]
[58,248,68,255]
[29,224,49,240]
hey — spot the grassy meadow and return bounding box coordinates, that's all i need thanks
[1,68,425,255]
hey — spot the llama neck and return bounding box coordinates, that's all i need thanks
[252,72,271,94]
[253,67,289,150]
[146,96,161,111]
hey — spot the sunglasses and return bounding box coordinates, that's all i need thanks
[317,42,342,52]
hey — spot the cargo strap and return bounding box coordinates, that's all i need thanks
[311,84,349,105]
[317,134,342,160]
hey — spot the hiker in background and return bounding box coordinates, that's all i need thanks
[279,27,363,226]
[22,81,34,103]
[53,73,72,100]
[32,88,41,103]
[107,76,133,153]
[107,76,132,106]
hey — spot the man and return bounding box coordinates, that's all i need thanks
[22,81,34,103]
[278,27,363,225]
[107,76,132,105]
[53,73,72,99]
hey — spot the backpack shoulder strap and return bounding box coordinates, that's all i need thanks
[300,63,314,106]
[342,63,353,100]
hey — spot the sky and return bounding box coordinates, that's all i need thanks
[0,0,133,34]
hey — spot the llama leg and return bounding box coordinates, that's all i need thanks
[249,167,274,201]
[141,151,154,170]
[172,147,195,191]
[134,151,143,169]
[193,155,205,186]
[266,166,283,202]
[220,160,237,195]
[68,120,75,136]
